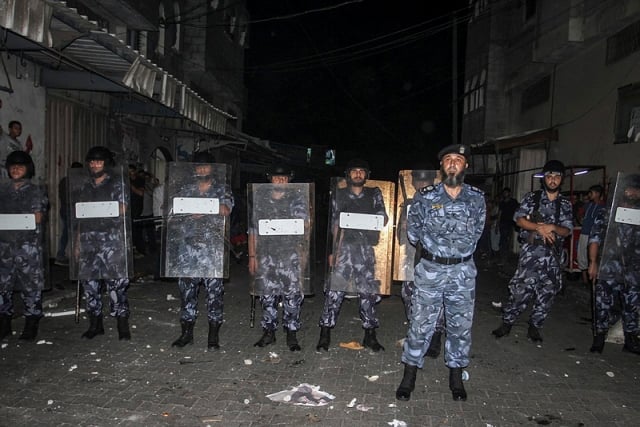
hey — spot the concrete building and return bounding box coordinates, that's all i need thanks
[461,0,640,198]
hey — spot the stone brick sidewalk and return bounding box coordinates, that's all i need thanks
[0,255,638,426]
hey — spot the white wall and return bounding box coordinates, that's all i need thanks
[551,40,640,181]
[0,55,46,180]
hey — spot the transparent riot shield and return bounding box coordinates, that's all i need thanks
[161,162,231,278]
[393,170,440,281]
[68,165,133,281]
[248,183,314,296]
[325,177,395,295]
[597,172,640,282]
[0,178,49,293]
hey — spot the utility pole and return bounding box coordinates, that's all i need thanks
[452,11,458,145]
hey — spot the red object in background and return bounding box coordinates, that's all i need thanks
[25,134,33,153]
[563,226,582,273]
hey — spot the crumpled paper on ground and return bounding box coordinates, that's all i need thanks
[266,383,336,406]
[339,341,364,350]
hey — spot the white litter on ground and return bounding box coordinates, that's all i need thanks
[266,383,335,406]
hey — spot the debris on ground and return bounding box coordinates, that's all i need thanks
[339,341,363,350]
[266,383,335,406]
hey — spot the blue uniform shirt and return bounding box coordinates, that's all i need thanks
[407,183,486,259]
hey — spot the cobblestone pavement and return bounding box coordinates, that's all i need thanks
[1,254,639,427]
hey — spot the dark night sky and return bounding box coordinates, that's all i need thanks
[244,1,468,180]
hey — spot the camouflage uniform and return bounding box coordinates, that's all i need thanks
[589,201,640,336]
[174,182,234,324]
[252,188,307,332]
[319,186,387,329]
[0,179,48,319]
[77,173,131,319]
[401,182,485,369]
[501,191,573,329]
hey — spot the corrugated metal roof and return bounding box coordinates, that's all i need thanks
[0,0,233,135]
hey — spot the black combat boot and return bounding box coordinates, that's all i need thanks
[19,316,41,341]
[623,332,640,354]
[491,322,512,338]
[395,364,418,401]
[285,328,301,352]
[590,331,606,353]
[362,328,385,352]
[527,324,543,342]
[172,321,194,347]
[0,315,12,341]
[449,367,467,401]
[254,329,276,347]
[425,331,442,358]
[316,326,331,351]
[208,322,221,350]
[117,316,131,340]
[81,314,105,339]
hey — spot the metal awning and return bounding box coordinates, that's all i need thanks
[471,128,558,154]
[0,0,233,135]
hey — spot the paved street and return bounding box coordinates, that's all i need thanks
[1,254,639,427]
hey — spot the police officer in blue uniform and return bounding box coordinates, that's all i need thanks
[588,173,640,354]
[396,144,485,402]
[317,158,388,352]
[250,166,308,351]
[75,146,132,340]
[0,151,48,341]
[492,160,573,342]
[171,152,234,350]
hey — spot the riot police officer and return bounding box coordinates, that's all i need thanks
[71,146,133,340]
[249,165,312,351]
[317,158,389,352]
[492,160,573,343]
[169,151,234,350]
[588,173,640,354]
[0,151,48,341]
[396,144,485,402]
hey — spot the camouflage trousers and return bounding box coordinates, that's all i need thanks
[0,239,45,293]
[402,280,445,332]
[178,277,224,323]
[82,279,130,318]
[502,244,562,328]
[259,293,304,331]
[402,259,476,369]
[318,290,381,329]
[595,274,640,333]
[0,289,43,317]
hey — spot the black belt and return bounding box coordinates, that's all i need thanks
[421,249,472,265]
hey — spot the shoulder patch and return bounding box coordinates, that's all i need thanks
[419,185,436,195]
[468,185,484,194]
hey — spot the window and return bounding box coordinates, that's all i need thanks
[172,1,181,51]
[525,0,537,22]
[157,3,165,56]
[464,69,486,114]
[468,0,488,23]
[606,20,640,65]
[521,75,550,112]
[613,83,640,144]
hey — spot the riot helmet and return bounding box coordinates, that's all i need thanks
[5,150,35,179]
[345,158,370,187]
[192,151,215,164]
[622,173,640,208]
[192,151,215,182]
[85,146,114,179]
[266,164,294,182]
[541,160,565,193]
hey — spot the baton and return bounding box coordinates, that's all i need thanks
[591,277,597,336]
[75,280,81,324]
[250,295,256,328]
